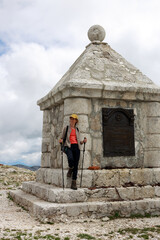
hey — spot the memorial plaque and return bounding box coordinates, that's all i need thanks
[102,108,135,157]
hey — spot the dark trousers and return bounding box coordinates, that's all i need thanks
[66,144,80,180]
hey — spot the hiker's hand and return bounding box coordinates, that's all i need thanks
[59,139,63,144]
[83,137,87,143]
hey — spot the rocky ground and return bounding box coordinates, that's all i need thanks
[0,165,160,240]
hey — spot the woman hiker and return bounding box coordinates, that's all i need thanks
[59,114,87,190]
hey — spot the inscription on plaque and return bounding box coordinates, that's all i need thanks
[102,108,135,157]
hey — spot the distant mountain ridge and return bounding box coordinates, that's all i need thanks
[13,164,40,171]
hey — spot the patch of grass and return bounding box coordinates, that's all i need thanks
[117,225,160,239]
[109,211,121,220]
[42,235,55,240]
[4,228,10,232]
[108,211,158,220]
[35,230,43,235]
[128,235,133,239]
[1,165,10,168]
[7,193,14,201]
[137,233,150,239]
[77,233,95,239]
[46,221,54,225]
[119,228,139,234]
[20,205,28,211]
[0,238,11,240]
[64,237,70,240]
[130,213,152,219]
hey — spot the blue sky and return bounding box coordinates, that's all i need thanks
[0,0,160,166]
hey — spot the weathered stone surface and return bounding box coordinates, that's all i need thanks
[79,150,91,169]
[119,169,131,186]
[42,141,50,153]
[143,186,155,199]
[94,169,120,187]
[37,39,160,109]
[147,102,160,116]
[117,187,135,201]
[77,115,89,133]
[64,98,91,115]
[88,25,106,42]
[134,187,144,200]
[144,150,160,167]
[92,138,102,155]
[146,135,160,148]
[142,169,153,185]
[36,168,160,188]
[43,110,50,123]
[23,182,87,203]
[10,182,160,221]
[153,169,160,183]
[130,169,144,185]
[90,114,101,131]
[147,117,160,134]
[41,153,51,168]
[155,186,160,197]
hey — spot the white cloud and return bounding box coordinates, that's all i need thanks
[0,42,82,165]
[0,133,41,166]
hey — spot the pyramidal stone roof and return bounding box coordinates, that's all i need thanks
[37,25,160,110]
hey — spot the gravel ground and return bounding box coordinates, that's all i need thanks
[0,190,160,240]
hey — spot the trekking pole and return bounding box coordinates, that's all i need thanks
[80,137,86,188]
[60,143,64,190]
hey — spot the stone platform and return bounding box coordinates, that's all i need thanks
[22,181,160,203]
[36,168,160,188]
[10,189,160,222]
[9,168,160,222]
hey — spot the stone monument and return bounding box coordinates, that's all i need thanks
[10,25,160,222]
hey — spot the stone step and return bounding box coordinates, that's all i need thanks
[22,181,87,203]
[9,189,160,222]
[22,181,160,203]
[36,168,160,188]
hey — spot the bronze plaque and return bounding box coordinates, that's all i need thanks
[102,108,135,157]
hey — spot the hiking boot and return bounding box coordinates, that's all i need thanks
[67,167,73,178]
[71,180,77,190]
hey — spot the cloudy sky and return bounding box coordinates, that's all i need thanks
[0,0,160,166]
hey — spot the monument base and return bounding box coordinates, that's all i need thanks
[36,167,160,188]
[9,168,160,222]
[10,188,160,222]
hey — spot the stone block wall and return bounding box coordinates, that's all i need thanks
[144,102,160,167]
[41,104,64,168]
[41,97,160,170]
[41,97,93,169]
[89,99,148,168]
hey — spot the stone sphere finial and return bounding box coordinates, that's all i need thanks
[88,25,106,42]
